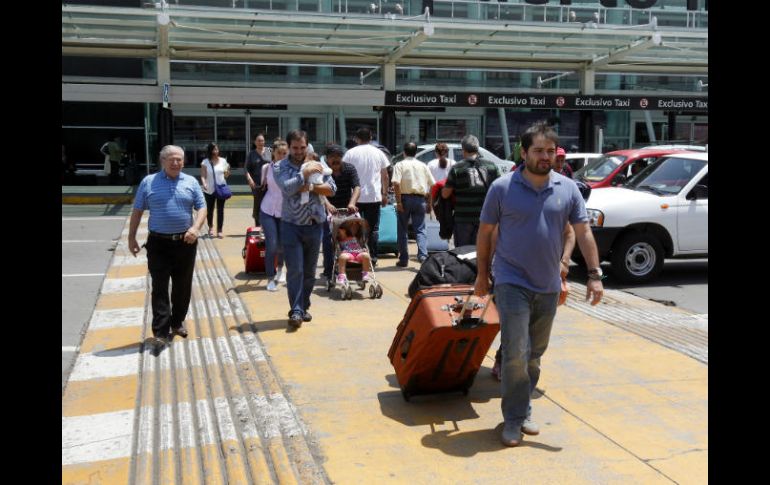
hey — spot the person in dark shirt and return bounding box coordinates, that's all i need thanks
[244,133,272,226]
[321,144,361,282]
[441,135,501,247]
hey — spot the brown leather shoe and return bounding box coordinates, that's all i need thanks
[172,326,189,338]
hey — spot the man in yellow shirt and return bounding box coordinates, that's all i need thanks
[392,142,436,266]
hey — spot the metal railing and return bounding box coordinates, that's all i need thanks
[157,0,706,28]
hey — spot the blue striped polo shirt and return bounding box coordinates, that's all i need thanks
[133,172,206,233]
[275,158,336,225]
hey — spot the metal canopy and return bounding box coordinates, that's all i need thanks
[62,5,708,75]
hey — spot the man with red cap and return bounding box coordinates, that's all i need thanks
[553,147,573,178]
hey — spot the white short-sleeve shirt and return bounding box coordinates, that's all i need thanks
[342,144,390,203]
[427,158,456,183]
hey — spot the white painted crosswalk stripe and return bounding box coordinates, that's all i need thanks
[88,307,145,330]
[68,335,271,382]
[62,217,127,221]
[62,240,115,243]
[101,276,146,294]
[62,409,135,465]
[69,348,141,381]
[111,254,148,267]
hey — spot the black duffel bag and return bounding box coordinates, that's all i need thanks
[407,245,480,298]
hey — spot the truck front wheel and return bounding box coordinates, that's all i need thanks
[610,232,664,283]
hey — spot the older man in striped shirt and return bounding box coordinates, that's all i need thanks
[128,145,207,347]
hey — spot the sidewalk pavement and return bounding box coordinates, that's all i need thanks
[62,204,707,484]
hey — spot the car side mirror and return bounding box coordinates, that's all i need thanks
[686,184,708,200]
[611,174,627,186]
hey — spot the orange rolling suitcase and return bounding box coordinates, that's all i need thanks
[387,285,500,401]
[242,226,266,273]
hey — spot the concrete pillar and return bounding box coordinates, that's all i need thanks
[383,64,396,90]
[580,69,595,95]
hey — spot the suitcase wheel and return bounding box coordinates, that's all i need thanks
[375,285,383,299]
[369,285,377,299]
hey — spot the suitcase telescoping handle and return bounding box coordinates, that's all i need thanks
[455,293,493,326]
[459,294,493,318]
[478,293,494,322]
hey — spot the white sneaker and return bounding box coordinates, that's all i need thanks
[276,269,286,284]
[266,280,278,292]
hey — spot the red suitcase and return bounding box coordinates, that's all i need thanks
[387,285,500,401]
[242,226,266,273]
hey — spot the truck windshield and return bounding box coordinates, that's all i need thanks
[575,155,628,181]
[626,156,707,195]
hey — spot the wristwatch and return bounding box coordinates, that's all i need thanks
[587,267,604,281]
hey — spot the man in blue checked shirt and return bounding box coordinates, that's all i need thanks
[275,130,336,330]
[128,145,207,348]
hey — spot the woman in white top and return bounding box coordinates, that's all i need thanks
[200,142,231,238]
[259,140,287,291]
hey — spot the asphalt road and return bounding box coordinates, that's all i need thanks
[61,204,133,390]
[568,259,708,315]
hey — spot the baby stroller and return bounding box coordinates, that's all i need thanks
[326,209,384,300]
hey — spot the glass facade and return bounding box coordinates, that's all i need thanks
[171,62,381,88]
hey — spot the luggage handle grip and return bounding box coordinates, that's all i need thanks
[478,294,494,321]
[454,294,493,326]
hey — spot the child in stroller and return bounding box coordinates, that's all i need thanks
[328,211,383,300]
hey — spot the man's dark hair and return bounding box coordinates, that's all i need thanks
[325,144,345,158]
[403,142,418,157]
[355,127,372,142]
[521,121,559,151]
[435,142,449,156]
[286,129,308,145]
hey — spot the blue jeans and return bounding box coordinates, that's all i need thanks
[495,284,558,426]
[397,194,428,263]
[260,210,284,279]
[280,221,322,316]
[321,217,334,279]
[453,221,479,248]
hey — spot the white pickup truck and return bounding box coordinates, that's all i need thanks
[575,152,708,283]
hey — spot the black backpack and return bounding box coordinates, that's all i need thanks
[407,245,479,298]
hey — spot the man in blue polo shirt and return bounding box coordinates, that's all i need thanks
[275,130,336,330]
[474,122,604,447]
[128,145,207,347]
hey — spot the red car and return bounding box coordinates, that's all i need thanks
[574,148,695,189]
